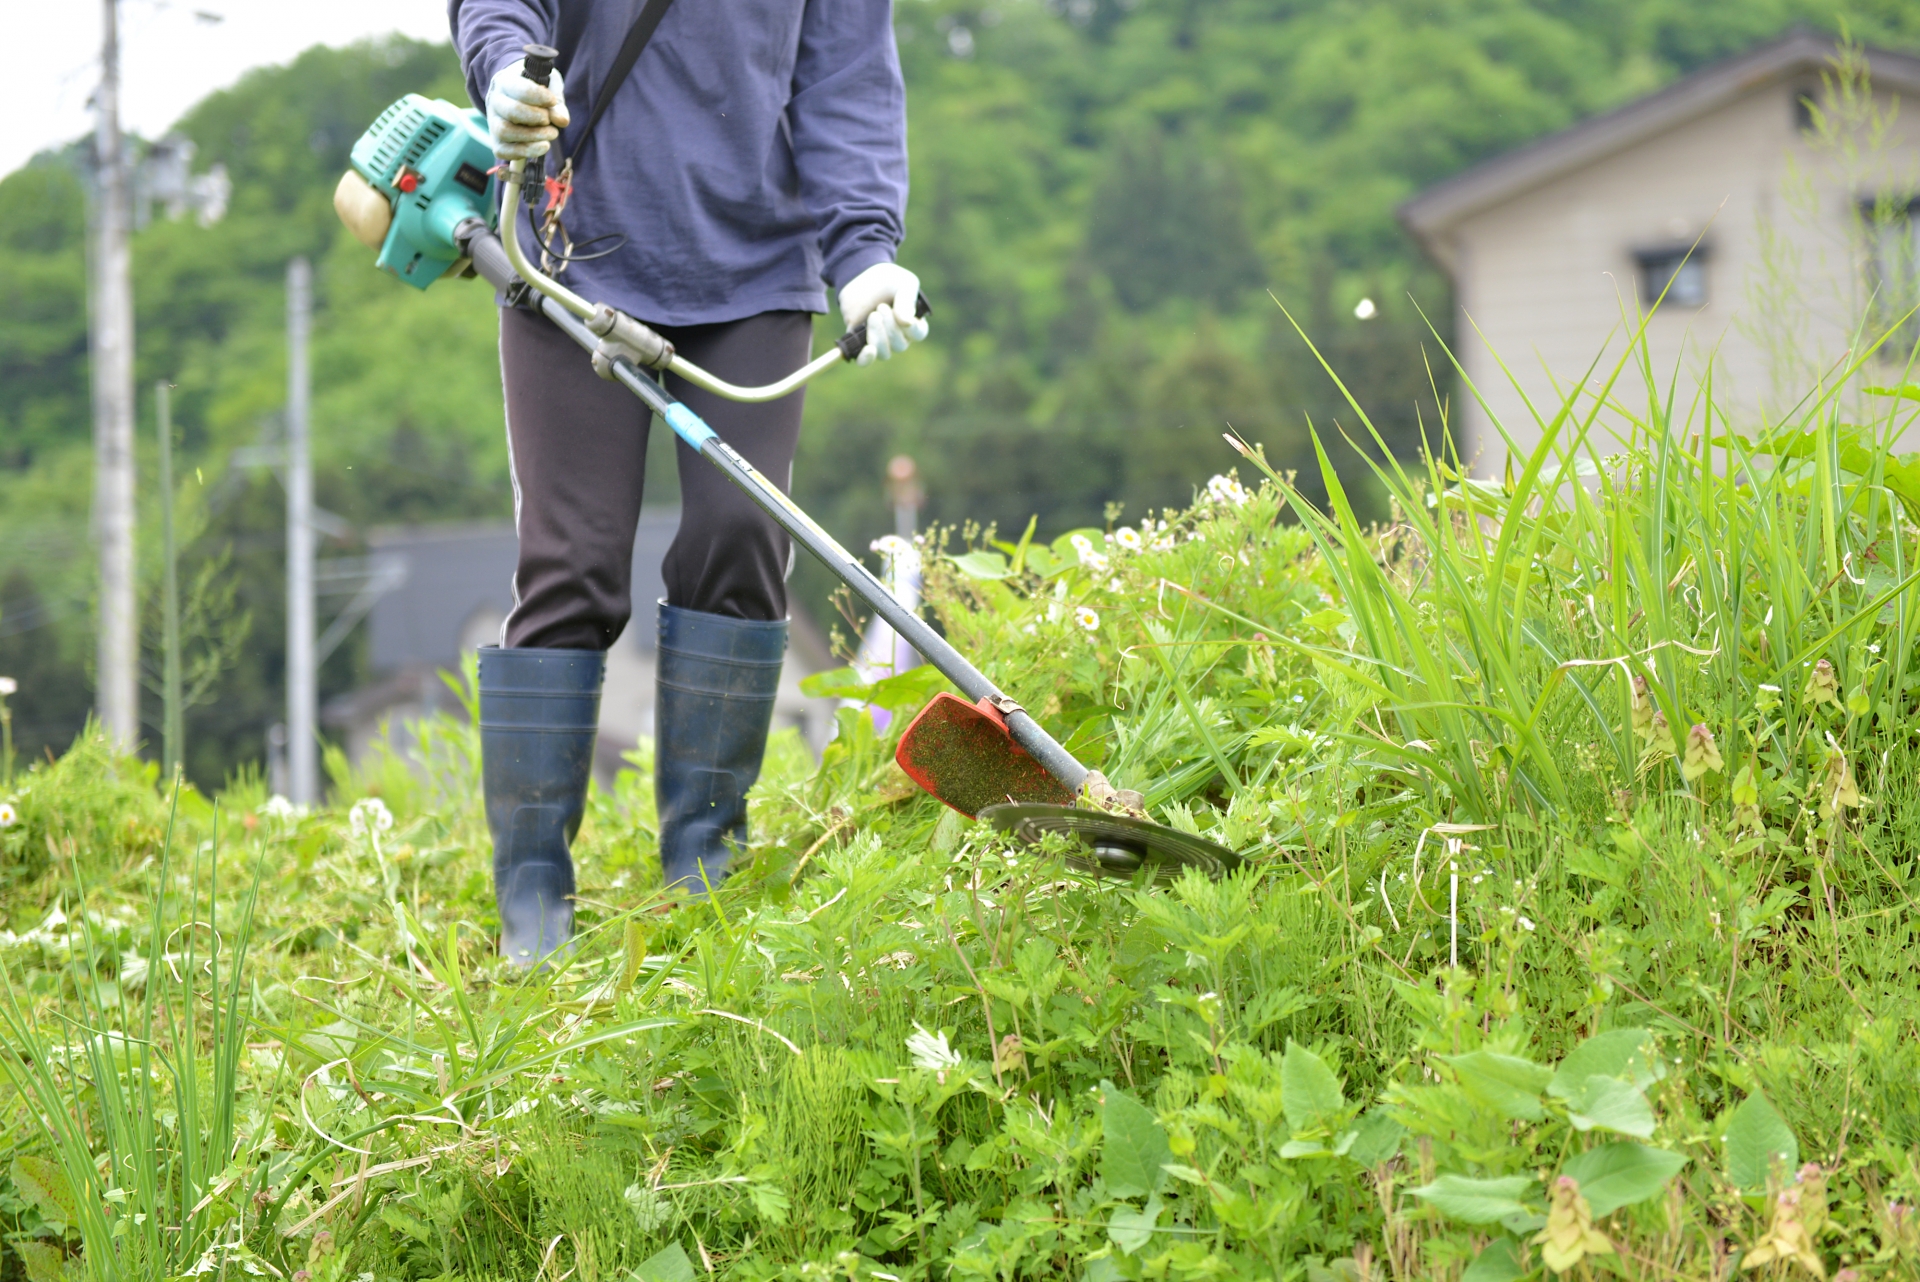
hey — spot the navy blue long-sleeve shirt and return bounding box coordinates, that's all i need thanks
[448,0,908,326]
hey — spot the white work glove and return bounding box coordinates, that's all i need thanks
[486,59,571,160]
[838,262,930,366]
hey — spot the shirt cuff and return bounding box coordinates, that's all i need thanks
[826,241,897,293]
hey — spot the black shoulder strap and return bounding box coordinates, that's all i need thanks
[563,0,678,169]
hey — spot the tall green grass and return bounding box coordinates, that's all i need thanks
[9,313,1920,1279]
[0,789,263,1280]
[1231,301,1920,838]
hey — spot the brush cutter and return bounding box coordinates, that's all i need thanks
[337,67,1243,882]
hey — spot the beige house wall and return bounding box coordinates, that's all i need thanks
[1429,81,1920,475]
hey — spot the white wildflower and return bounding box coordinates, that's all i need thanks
[349,797,394,838]
[869,534,922,576]
[0,802,14,828]
[0,676,15,696]
[1516,915,1536,932]
[1107,577,1124,593]
[1113,527,1143,553]
[1204,474,1249,507]
[259,795,302,825]
[1354,297,1377,320]
[1069,533,1109,571]
[907,1023,963,1071]
[1075,605,1100,631]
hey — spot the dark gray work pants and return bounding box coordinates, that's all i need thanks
[497,305,811,649]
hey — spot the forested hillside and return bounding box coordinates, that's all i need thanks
[3,0,1916,782]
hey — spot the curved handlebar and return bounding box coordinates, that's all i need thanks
[494,158,924,403]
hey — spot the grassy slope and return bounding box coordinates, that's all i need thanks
[13,4,1920,779]
[8,314,1920,1280]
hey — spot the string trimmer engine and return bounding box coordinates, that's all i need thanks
[333,95,499,290]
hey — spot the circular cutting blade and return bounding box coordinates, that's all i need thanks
[981,803,1244,881]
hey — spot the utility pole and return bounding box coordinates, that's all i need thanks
[92,0,138,748]
[156,381,183,778]
[286,258,317,805]
[886,454,922,539]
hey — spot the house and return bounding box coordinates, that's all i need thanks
[323,513,838,778]
[1399,31,1920,473]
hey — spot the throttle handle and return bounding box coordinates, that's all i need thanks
[521,43,558,86]
[836,291,932,362]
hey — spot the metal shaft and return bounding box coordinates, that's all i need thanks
[286,258,317,805]
[457,220,1089,791]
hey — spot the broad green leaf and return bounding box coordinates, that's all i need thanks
[9,1156,76,1229]
[379,1204,433,1244]
[749,1178,791,1224]
[1446,1050,1551,1121]
[797,663,950,710]
[1460,1236,1525,1282]
[1282,1040,1344,1131]
[1549,1028,1660,1097]
[950,549,1011,580]
[1108,1192,1163,1255]
[1500,1210,1548,1235]
[634,1242,697,1282]
[1346,1110,1405,1166]
[799,666,868,698]
[1279,1139,1331,1158]
[1565,1076,1656,1138]
[1100,1080,1171,1198]
[1722,1094,1798,1191]
[1410,1174,1538,1224]
[12,1241,66,1282]
[1864,383,1920,402]
[1562,1143,1688,1216]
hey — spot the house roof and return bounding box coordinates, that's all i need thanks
[1398,30,1920,264]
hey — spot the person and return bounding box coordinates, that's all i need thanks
[448,0,928,964]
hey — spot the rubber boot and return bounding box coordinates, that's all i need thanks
[655,604,787,895]
[479,646,605,966]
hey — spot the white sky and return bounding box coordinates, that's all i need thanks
[6,0,453,179]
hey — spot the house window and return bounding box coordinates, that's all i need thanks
[1866,196,1920,346]
[1793,87,1818,133]
[1636,247,1708,309]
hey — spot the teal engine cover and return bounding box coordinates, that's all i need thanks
[350,95,498,290]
